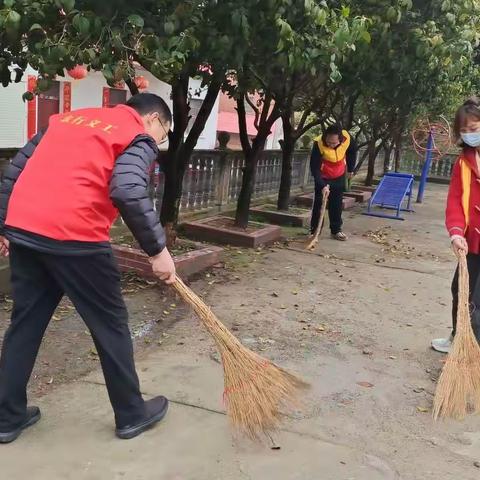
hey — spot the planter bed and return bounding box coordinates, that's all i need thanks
[182,216,282,248]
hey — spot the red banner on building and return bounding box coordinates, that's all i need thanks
[27,76,37,139]
[102,87,110,108]
[63,82,72,112]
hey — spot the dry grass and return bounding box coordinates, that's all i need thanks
[173,276,309,440]
[306,190,329,251]
[433,253,480,420]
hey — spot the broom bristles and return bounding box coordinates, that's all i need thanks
[306,190,329,251]
[173,276,309,440]
[433,252,480,420]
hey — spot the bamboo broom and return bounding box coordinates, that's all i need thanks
[172,276,309,440]
[433,252,480,419]
[306,189,329,251]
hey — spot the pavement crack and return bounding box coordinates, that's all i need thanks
[283,246,449,277]
[81,379,227,416]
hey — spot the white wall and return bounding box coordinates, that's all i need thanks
[135,67,172,111]
[186,77,219,149]
[0,67,220,149]
[67,71,109,110]
[267,118,284,149]
[0,80,27,148]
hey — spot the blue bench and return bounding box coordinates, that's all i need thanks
[363,173,414,220]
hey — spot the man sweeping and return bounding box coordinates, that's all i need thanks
[0,93,175,443]
[310,124,357,240]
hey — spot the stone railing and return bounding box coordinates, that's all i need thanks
[395,149,455,179]
[0,146,392,219]
[154,149,314,216]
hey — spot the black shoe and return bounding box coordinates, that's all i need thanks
[115,396,169,440]
[0,406,41,444]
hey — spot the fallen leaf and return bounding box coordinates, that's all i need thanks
[416,406,429,413]
[272,292,279,297]
[357,381,374,388]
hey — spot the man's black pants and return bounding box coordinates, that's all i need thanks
[451,252,480,340]
[311,175,344,234]
[0,243,145,430]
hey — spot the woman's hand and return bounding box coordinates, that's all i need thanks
[451,236,468,257]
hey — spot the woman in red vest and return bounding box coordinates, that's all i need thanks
[432,97,480,353]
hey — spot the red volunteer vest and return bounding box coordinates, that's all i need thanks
[6,105,146,242]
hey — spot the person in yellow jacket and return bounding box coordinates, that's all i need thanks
[309,124,357,240]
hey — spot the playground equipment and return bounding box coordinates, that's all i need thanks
[363,172,414,220]
[411,117,452,203]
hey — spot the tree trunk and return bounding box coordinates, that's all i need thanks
[159,74,221,245]
[235,146,262,228]
[277,114,295,211]
[234,95,280,228]
[126,78,139,96]
[365,140,377,186]
[343,92,359,130]
[159,74,190,246]
[383,143,393,174]
[394,135,403,172]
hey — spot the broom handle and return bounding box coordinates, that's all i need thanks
[171,275,243,350]
[306,189,329,250]
[457,252,470,334]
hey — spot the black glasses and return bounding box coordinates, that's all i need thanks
[157,116,170,145]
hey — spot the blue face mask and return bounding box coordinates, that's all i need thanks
[461,132,480,147]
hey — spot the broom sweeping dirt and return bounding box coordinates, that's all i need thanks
[433,251,480,420]
[306,189,329,251]
[172,275,309,440]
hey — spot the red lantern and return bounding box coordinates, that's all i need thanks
[67,65,88,80]
[134,75,149,90]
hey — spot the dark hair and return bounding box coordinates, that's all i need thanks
[454,97,480,142]
[126,93,172,125]
[324,124,343,137]
[323,123,344,144]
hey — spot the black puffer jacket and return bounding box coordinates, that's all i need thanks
[110,135,165,256]
[0,133,166,257]
[0,130,45,233]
